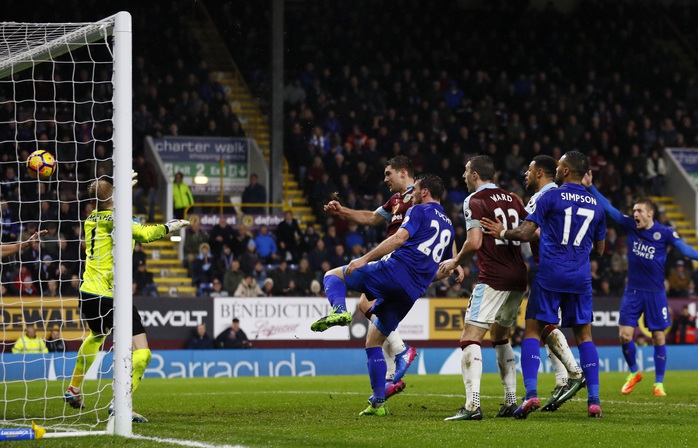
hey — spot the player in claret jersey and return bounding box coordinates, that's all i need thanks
[318,156,463,399]
[583,173,698,397]
[313,174,454,416]
[439,155,528,421]
[490,151,606,419]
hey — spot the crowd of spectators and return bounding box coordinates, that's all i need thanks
[3,0,698,320]
[183,212,331,297]
[0,0,247,298]
[201,0,698,303]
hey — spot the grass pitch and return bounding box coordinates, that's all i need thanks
[3,372,696,447]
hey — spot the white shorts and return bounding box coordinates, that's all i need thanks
[464,283,524,329]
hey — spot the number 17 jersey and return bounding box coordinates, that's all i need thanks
[526,183,606,294]
[464,183,528,292]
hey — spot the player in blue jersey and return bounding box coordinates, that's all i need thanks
[482,155,585,412]
[583,174,698,397]
[321,156,452,399]
[486,151,606,419]
[311,174,454,416]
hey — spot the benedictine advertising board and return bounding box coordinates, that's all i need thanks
[212,297,430,341]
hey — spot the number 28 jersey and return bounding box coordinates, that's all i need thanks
[389,202,454,299]
[464,183,528,292]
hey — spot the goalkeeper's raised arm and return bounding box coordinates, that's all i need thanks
[130,170,190,240]
[132,218,190,244]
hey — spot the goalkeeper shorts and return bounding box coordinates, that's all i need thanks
[79,291,146,337]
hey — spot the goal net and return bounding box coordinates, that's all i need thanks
[0,13,133,437]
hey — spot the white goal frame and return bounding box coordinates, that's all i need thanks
[0,11,133,438]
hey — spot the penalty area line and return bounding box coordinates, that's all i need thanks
[131,434,249,448]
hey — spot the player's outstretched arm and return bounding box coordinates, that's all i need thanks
[582,171,623,223]
[324,200,386,227]
[672,239,698,260]
[587,185,622,223]
[0,230,48,258]
[165,219,190,234]
[346,228,409,275]
[133,219,190,244]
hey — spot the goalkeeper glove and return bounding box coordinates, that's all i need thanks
[165,219,190,233]
[132,170,138,187]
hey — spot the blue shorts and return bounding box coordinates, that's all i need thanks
[526,279,593,327]
[619,288,671,331]
[343,261,414,336]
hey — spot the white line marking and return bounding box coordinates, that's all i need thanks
[131,434,249,448]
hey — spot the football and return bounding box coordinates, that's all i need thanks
[26,150,56,179]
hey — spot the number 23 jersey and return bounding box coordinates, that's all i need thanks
[464,183,528,292]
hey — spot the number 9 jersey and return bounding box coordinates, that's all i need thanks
[463,183,528,292]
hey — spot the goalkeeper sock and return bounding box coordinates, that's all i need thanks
[323,274,347,312]
[70,331,107,390]
[132,348,152,393]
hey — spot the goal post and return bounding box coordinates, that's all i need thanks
[0,12,133,437]
[111,11,134,438]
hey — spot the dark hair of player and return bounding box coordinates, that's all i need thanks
[562,150,589,179]
[415,173,445,201]
[386,155,415,178]
[532,155,557,179]
[467,155,495,182]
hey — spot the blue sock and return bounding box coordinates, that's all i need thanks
[579,341,600,405]
[521,338,540,399]
[654,344,666,383]
[366,347,386,402]
[323,274,347,312]
[621,340,638,373]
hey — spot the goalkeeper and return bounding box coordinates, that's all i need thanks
[64,173,189,422]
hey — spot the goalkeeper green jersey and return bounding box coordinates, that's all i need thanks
[80,210,168,297]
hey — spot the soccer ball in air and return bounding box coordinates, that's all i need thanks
[26,150,56,179]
